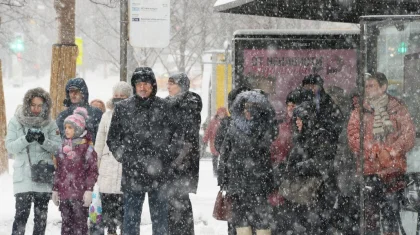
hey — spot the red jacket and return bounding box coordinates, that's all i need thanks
[347,95,415,178]
[270,117,293,165]
[53,135,98,200]
[203,108,228,155]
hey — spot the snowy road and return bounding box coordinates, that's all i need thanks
[0,158,227,235]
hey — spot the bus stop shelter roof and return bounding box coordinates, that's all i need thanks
[214,0,420,23]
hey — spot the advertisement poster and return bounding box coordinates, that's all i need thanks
[243,49,358,117]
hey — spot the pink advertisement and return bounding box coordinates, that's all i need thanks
[243,49,358,117]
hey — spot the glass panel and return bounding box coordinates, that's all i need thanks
[364,18,420,233]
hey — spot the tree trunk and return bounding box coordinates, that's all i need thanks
[50,45,78,119]
[0,60,8,175]
[50,0,78,119]
[55,0,76,45]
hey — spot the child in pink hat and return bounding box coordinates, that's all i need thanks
[52,107,99,235]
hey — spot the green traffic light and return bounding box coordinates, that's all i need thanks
[9,37,25,52]
[397,42,407,54]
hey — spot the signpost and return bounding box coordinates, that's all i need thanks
[75,37,83,65]
[129,0,170,48]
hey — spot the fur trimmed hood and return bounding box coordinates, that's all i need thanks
[15,87,52,127]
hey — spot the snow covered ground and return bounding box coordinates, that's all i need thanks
[0,159,227,235]
[0,73,227,234]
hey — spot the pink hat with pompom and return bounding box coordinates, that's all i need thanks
[64,107,88,138]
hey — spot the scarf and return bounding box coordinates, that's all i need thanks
[15,106,51,128]
[368,94,394,141]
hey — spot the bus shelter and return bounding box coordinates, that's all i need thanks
[214,0,420,23]
[215,1,420,234]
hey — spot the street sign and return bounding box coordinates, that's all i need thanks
[75,37,83,65]
[129,0,170,48]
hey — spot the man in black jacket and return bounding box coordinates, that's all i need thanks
[56,78,103,143]
[166,73,202,235]
[107,67,173,235]
[301,74,344,144]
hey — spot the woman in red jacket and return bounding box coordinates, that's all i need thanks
[203,107,228,176]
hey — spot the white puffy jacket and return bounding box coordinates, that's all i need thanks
[95,108,122,194]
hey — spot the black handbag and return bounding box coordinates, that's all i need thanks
[22,127,55,184]
[25,145,55,184]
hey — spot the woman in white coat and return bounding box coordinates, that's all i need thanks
[94,81,132,235]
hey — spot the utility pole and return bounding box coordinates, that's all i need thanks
[50,0,78,119]
[120,0,128,82]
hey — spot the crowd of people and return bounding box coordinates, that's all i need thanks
[6,67,202,235]
[207,73,415,235]
[4,70,416,235]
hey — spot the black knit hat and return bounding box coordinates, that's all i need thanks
[169,73,190,92]
[302,74,324,87]
[286,88,314,105]
[131,67,156,86]
[131,67,157,97]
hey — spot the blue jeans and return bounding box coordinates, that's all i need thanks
[123,188,168,235]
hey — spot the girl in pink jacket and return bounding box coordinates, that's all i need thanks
[52,107,99,235]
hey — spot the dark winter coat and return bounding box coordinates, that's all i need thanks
[56,78,103,143]
[214,116,230,155]
[166,91,202,194]
[218,91,277,195]
[313,89,344,144]
[287,102,336,179]
[53,134,98,200]
[107,92,174,193]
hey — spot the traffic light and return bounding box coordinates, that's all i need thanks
[9,35,25,53]
[397,42,408,54]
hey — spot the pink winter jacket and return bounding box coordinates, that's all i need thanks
[53,135,98,200]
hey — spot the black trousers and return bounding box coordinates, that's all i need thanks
[231,193,272,230]
[168,193,195,235]
[101,193,123,234]
[11,192,51,235]
[212,154,219,176]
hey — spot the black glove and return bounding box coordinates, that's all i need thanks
[37,132,45,145]
[25,129,38,143]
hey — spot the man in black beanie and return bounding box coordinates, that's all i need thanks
[302,74,344,143]
[107,67,174,235]
[166,73,202,235]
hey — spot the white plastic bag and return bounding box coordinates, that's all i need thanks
[89,184,102,224]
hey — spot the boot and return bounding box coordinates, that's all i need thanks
[236,226,252,235]
[256,229,271,235]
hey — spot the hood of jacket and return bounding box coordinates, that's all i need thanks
[231,90,276,137]
[16,87,52,127]
[64,78,90,107]
[131,67,158,98]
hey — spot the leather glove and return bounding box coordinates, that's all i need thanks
[83,191,93,207]
[25,129,39,143]
[37,132,45,145]
[52,191,59,206]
